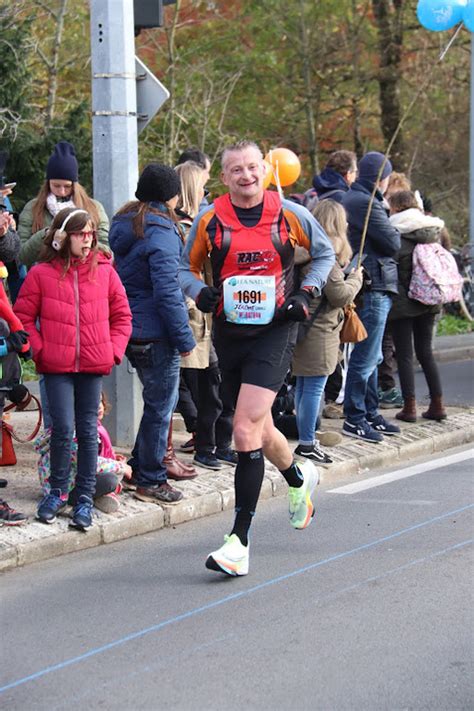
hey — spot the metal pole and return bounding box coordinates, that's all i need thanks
[470,35,474,315]
[90,0,142,446]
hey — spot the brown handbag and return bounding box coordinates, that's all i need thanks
[340,303,368,343]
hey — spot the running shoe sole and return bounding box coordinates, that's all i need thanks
[290,461,320,530]
[205,555,247,576]
[294,449,333,465]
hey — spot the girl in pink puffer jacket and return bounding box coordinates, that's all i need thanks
[15,207,132,530]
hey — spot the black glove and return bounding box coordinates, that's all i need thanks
[19,347,33,361]
[278,290,311,322]
[7,330,29,353]
[196,286,220,313]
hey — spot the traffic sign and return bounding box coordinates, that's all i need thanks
[135,55,170,133]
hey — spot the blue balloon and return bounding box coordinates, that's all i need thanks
[464,0,474,32]
[417,0,464,31]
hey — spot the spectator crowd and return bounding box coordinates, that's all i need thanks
[0,139,455,577]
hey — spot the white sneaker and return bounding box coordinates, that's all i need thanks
[205,534,249,576]
[288,459,320,530]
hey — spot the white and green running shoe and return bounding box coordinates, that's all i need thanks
[288,460,320,529]
[205,534,249,576]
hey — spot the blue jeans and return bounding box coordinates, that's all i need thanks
[43,373,102,498]
[39,375,52,429]
[295,375,328,444]
[7,264,27,304]
[344,291,392,424]
[129,341,180,486]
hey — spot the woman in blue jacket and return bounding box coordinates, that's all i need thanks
[109,164,196,505]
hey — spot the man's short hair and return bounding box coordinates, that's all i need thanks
[221,140,263,170]
[177,147,210,169]
[326,150,357,176]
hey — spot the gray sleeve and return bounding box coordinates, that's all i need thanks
[0,227,21,263]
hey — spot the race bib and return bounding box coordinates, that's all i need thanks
[223,275,276,325]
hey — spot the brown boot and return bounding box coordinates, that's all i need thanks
[164,423,197,480]
[422,396,447,421]
[396,397,417,423]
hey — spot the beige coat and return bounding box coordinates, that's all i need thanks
[179,217,214,370]
[292,262,363,377]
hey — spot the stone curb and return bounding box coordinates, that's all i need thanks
[1,412,473,573]
[432,345,474,364]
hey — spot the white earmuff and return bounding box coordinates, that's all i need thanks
[51,209,89,251]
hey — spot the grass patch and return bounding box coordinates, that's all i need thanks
[437,314,473,336]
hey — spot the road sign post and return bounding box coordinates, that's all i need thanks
[90,0,142,447]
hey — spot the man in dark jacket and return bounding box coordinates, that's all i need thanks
[312,150,358,204]
[341,151,401,442]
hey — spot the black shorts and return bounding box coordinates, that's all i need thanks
[214,322,298,404]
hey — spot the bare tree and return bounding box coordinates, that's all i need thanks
[372,0,405,167]
[32,0,69,129]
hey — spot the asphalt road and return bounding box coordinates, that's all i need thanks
[413,359,474,407]
[1,445,473,710]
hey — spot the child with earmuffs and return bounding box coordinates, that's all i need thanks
[14,206,132,530]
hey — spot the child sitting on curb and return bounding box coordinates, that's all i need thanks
[36,393,132,515]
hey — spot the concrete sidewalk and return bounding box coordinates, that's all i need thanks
[1,405,473,573]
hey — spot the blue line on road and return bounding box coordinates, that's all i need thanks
[1,503,472,694]
[62,539,474,705]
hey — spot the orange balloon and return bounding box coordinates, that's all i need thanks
[262,160,273,189]
[265,148,301,188]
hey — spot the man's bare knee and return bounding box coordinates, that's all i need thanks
[233,416,263,451]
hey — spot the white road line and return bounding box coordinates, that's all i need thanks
[328,449,474,495]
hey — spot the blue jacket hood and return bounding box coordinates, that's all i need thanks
[312,168,349,196]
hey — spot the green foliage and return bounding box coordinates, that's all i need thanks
[437,314,473,336]
[21,359,38,382]
[0,0,469,239]
[0,2,93,211]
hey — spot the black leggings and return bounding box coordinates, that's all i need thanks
[391,313,442,400]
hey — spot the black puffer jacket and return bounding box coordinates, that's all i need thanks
[387,208,444,321]
[342,179,401,294]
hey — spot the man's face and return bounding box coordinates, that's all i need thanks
[221,147,265,206]
[345,165,358,186]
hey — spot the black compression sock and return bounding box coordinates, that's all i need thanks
[280,461,304,488]
[230,449,265,546]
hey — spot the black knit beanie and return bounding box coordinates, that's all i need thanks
[46,141,79,182]
[135,163,181,203]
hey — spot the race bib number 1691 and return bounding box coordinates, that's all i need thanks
[223,275,276,325]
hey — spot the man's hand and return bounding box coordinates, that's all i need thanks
[196,286,220,313]
[278,290,311,322]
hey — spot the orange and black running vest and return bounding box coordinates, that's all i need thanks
[210,191,297,337]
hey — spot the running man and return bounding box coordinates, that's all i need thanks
[179,140,335,576]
